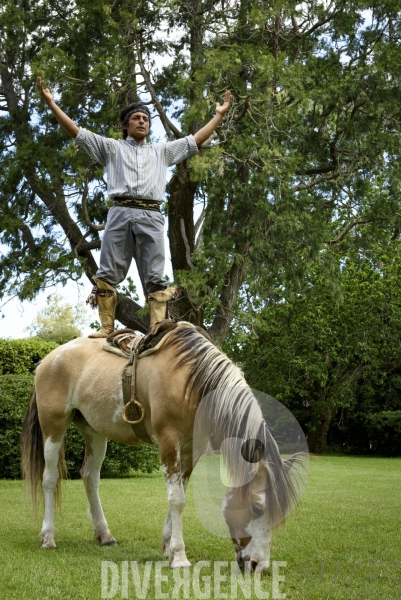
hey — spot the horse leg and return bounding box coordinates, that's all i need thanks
[74,415,117,546]
[162,474,190,559]
[160,442,192,568]
[41,437,64,548]
[162,509,172,558]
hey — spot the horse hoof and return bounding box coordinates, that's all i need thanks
[41,539,57,549]
[171,559,191,569]
[100,536,118,547]
[95,532,118,546]
[255,561,269,573]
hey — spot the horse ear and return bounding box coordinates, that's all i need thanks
[252,446,262,463]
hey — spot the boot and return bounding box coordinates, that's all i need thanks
[88,278,117,338]
[148,287,177,328]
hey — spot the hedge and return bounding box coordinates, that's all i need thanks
[0,374,160,479]
[0,338,59,375]
[0,374,33,478]
[366,411,401,457]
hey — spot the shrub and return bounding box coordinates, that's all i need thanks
[0,374,34,478]
[366,411,401,457]
[0,338,58,375]
[64,427,160,478]
[0,374,160,479]
[328,411,372,455]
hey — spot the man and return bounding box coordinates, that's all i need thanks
[37,77,232,336]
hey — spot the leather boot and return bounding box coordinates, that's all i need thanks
[148,287,177,328]
[88,278,117,338]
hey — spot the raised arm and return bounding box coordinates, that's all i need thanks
[193,91,232,147]
[37,77,79,138]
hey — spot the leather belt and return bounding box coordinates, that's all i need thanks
[112,196,161,212]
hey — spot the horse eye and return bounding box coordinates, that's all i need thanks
[252,506,264,518]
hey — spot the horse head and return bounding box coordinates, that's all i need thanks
[220,427,299,574]
[222,445,274,573]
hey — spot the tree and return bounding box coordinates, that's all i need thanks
[1,1,401,345]
[227,246,401,452]
[26,294,88,344]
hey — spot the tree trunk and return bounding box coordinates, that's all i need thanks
[167,163,198,271]
[115,296,149,334]
[208,241,251,346]
[308,407,336,453]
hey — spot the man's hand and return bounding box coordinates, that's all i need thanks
[194,90,232,147]
[37,77,54,106]
[216,90,232,117]
[35,76,79,138]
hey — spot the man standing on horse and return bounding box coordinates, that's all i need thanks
[36,77,232,336]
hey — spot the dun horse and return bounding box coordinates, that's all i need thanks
[21,325,299,572]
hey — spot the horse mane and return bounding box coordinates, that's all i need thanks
[159,325,300,527]
[159,325,261,425]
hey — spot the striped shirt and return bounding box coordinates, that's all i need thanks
[75,128,198,201]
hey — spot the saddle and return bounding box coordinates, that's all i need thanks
[103,320,193,445]
[105,319,181,359]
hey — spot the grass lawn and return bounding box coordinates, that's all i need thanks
[0,455,399,599]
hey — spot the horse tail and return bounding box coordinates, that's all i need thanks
[21,389,66,511]
[21,389,45,511]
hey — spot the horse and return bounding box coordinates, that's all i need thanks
[21,324,301,572]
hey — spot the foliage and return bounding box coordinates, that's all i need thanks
[0,374,160,479]
[0,374,33,478]
[26,294,88,344]
[328,367,401,454]
[65,427,160,479]
[102,443,159,478]
[226,249,401,452]
[3,1,401,449]
[366,411,401,457]
[1,1,401,344]
[0,337,58,375]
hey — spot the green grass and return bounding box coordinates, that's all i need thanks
[0,456,400,599]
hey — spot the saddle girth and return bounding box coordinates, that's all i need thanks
[121,355,153,444]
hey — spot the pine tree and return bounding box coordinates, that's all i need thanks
[1,0,401,347]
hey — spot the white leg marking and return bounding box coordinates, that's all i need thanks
[41,438,63,549]
[162,509,172,558]
[81,432,117,546]
[164,467,191,569]
[162,475,189,559]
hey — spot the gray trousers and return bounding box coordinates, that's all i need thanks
[96,206,167,294]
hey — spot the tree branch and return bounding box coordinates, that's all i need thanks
[233,96,250,121]
[295,165,336,176]
[134,31,183,140]
[1,62,99,281]
[81,181,106,232]
[208,242,251,346]
[304,2,336,36]
[194,208,206,238]
[293,169,349,191]
[20,224,36,251]
[115,295,149,334]
[180,218,195,269]
[74,240,101,254]
[327,219,372,246]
